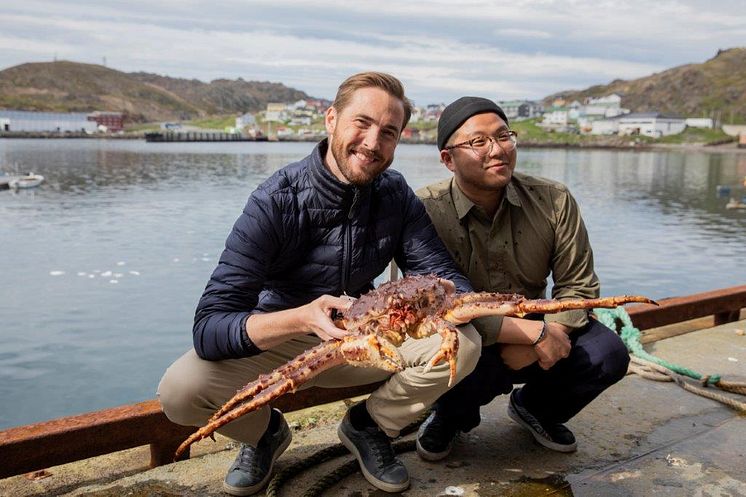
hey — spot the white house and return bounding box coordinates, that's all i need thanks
[0,117,9,131]
[684,118,714,129]
[0,110,97,133]
[590,118,620,135]
[236,113,256,129]
[587,94,622,107]
[542,109,569,126]
[618,113,686,138]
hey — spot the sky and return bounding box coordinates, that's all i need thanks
[1,0,744,106]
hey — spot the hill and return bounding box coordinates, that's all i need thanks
[543,48,746,123]
[0,61,311,123]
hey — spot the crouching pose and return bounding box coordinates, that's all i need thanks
[158,73,481,495]
[416,97,631,459]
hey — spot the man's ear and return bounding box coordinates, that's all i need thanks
[325,106,337,136]
[440,149,456,172]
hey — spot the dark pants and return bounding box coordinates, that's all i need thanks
[435,318,630,432]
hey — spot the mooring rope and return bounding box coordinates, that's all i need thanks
[594,306,746,413]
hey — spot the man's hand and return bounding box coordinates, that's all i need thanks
[302,294,355,341]
[533,322,571,370]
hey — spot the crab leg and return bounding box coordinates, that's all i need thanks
[174,334,404,460]
[419,317,460,387]
[444,294,656,323]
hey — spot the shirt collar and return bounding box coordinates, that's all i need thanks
[450,177,522,221]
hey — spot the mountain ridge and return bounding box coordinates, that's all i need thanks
[542,48,746,123]
[0,60,311,122]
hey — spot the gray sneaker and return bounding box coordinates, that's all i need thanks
[338,410,410,492]
[223,408,292,496]
[507,388,577,453]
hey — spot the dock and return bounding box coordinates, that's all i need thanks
[144,132,269,143]
[1,288,745,496]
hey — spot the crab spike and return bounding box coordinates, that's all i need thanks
[444,293,656,323]
[421,318,460,387]
[207,340,345,424]
[175,334,405,461]
[175,340,348,460]
[513,295,657,315]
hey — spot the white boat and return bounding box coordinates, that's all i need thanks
[9,172,45,189]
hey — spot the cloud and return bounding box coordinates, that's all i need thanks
[0,1,743,103]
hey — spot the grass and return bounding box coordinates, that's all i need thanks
[123,123,160,133]
[655,126,734,144]
[185,115,236,130]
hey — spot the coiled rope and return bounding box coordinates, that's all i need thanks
[266,414,423,497]
[594,307,746,412]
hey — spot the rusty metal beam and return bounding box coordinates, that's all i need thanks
[626,285,746,330]
[0,384,382,480]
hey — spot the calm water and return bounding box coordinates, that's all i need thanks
[1,139,745,429]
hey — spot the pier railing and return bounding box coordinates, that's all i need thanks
[1,284,745,480]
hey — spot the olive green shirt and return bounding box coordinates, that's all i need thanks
[416,174,600,345]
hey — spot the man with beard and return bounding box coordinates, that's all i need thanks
[415,97,629,459]
[158,73,481,495]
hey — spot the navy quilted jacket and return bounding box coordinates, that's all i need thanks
[193,140,472,360]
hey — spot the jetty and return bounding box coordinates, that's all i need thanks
[144,131,268,143]
[1,286,745,496]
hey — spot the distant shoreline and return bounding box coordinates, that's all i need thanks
[1,131,743,153]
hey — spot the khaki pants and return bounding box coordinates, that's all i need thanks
[158,325,480,444]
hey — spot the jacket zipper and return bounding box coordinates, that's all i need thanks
[341,189,359,291]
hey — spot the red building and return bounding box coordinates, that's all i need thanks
[87,112,124,132]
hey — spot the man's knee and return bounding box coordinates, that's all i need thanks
[601,334,630,384]
[584,323,630,385]
[157,356,213,427]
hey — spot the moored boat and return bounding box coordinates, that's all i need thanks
[9,172,44,189]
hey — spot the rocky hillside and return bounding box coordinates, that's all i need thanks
[543,48,746,123]
[0,61,310,123]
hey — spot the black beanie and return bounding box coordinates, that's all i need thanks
[437,97,509,150]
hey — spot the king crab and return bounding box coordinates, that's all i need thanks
[174,274,655,459]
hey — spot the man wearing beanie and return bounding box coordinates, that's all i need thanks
[415,96,630,459]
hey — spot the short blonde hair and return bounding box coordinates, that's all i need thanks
[332,72,413,129]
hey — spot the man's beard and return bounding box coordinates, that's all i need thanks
[330,134,392,186]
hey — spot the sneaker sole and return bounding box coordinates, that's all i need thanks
[222,432,292,496]
[507,404,577,453]
[337,425,410,493]
[415,436,452,462]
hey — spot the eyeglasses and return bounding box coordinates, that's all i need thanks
[445,130,518,157]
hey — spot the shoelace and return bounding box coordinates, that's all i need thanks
[234,444,263,478]
[364,427,398,466]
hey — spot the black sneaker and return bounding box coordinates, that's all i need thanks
[507,388,577,453]
[338,410,410,492]
[416,410,459,461]
[223,408,292,496]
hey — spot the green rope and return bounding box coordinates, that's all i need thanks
[594,306,721,385]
